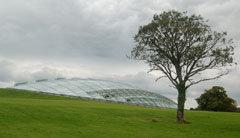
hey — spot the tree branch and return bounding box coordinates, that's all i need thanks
[186,70,229,89]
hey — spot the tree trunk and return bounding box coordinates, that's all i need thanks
[177,84,186,123]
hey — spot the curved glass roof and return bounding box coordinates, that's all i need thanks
[10,78,177,109]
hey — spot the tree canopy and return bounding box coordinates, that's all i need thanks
[130,10,235,122]
[196,86,237,112]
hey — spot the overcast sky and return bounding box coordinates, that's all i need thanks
[0,0,239,108]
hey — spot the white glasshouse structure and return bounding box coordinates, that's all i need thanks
[10,78,177,109]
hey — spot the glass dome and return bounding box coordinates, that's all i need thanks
[10,78,177,109]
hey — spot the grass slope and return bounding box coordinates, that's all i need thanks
[0,88,240,138]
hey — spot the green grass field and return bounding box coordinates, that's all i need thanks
[0,88,239,138]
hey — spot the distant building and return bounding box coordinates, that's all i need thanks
[11,78,177,109]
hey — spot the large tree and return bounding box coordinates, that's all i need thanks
[196,86,237,112]
[130,10,235,123]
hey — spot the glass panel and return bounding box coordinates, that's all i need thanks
[11,78,177,109]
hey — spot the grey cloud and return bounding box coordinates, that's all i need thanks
[0,60,15,81]
[0,60,31,83]
[1,0,239,62]
[0,0,169,61]
[0,60,64,85]
[0,0,239,107]
[31,67,64,80]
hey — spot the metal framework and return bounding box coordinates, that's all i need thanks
[11,78,177,109]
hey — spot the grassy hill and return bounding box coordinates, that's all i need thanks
[0,88,240,138]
